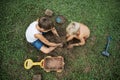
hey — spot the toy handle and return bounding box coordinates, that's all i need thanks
[33,62,41,65]
[106,36,112,51]
[32,59,44,68]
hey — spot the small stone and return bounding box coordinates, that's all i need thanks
[32,74,41,80]
[45,9,53,16]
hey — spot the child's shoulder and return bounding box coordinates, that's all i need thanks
[30,21,38,24]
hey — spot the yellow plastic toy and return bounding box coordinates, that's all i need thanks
[24,56,65,72]
[24,59,44,69]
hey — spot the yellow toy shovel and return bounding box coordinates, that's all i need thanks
[24,59,44,69]
[24,56,65,72]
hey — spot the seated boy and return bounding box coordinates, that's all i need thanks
[25,17,62,54]
[66,22,90,48]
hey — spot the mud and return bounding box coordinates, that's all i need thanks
[44,57,63,70]
[43,27,80,47]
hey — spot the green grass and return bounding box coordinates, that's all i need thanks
[0,0,120,80]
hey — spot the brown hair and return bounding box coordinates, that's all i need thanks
[38,17,54,30]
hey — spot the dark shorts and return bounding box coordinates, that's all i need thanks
[31,39,43,50]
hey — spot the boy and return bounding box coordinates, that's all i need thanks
[25,17,62,54]
[66,22,90,48]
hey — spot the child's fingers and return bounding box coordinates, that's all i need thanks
[57,43,63,47]
[67,45,73,49]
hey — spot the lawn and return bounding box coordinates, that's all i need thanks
[0,0,120,80]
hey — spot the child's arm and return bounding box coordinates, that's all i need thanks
[51,27,60,37]
[68,37,85,48]
[36,18,39,21]
[34,34,61,47]
[66,35,76,42]
[67,42,81,49]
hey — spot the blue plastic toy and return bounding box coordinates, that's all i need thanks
[56,17,62,23]
[101,36,112,57]
[55,16,65,24]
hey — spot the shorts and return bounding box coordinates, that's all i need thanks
[31,39,43,50]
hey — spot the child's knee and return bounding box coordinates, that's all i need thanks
[42,49,50,54]
[40,47,50,54]
[80,39,85,46]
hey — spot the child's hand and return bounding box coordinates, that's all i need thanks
[51,27,60,37]
[67,44,73,49]
[57,43,63,47]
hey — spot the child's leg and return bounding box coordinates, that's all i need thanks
[40,46,57,54]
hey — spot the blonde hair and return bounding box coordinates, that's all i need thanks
[66,22,80,35]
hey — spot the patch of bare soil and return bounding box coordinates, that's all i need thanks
[42,20,84,78]
[35,16,92,79]
[43,28,80,49]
